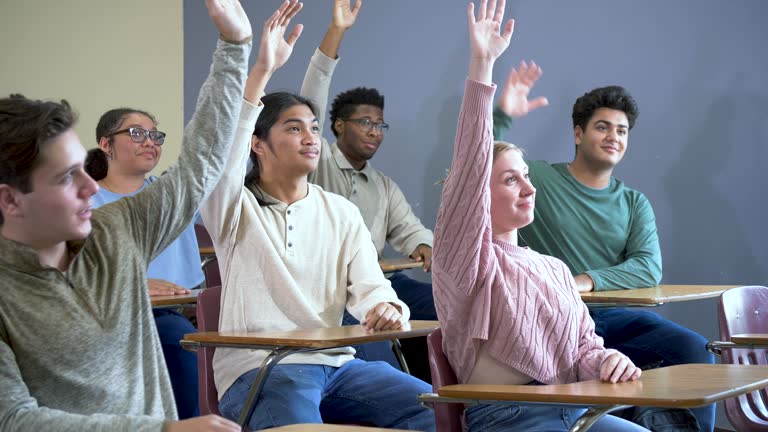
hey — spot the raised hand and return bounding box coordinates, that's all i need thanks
[254,0,304,74]
[205,0,252,44]
[333,0,362,30]
[468,0,514,62]
[498,60,549,118]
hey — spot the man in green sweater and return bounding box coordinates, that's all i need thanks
[0,1,263,430]
[493,63,715,431]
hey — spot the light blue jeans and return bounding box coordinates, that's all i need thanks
[219,359,435,431]
[465,403,650,432]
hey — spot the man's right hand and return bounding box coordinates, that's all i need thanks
[205,0,252,44]
[497,61,549,118]
[332,0,362,31]
[166,414,240,432]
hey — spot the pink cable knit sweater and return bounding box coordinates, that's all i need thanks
[432,79,617,385]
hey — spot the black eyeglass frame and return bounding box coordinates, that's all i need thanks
[107,127,167,145]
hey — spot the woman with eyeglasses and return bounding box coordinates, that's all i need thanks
[86,109,203,419]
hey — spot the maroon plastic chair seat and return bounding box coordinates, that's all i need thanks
[194,224,221,287]
[718,285,768,431]
[427,329,464,432]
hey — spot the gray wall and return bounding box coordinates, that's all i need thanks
[185,1,768,426]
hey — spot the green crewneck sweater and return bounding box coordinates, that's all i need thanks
[0,40,250,431]
[494,108,662,291]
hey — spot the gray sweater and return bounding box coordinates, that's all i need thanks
[0,40,250,432]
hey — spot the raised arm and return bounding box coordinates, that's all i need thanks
[433,0,513,294]
[107,0,253,264]
[492,61,548,139]
[300,0,361,136]
[201,1,304,246]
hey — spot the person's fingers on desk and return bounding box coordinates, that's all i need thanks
[167,414,240,432]
[148,279,191,296]
[363,302,403,331]
[600,353,639,383]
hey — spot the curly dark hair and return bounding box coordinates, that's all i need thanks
[329,87,384,137]
[572,85,638,131]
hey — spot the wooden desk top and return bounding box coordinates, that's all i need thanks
[261,425,410,432]
[196,250,423,273]
[580,285,739,306]
[379,257,424,272]
[184,320,440,348]
[731,334,768,345]
[439,364,768,408]
[150,289,201,307]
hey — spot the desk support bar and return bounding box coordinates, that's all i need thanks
[707,341,768,356]
[238,346,320,431]
[570,405,631,432]
[391,339,410,375]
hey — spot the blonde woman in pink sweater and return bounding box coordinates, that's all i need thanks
[432,1,647,431]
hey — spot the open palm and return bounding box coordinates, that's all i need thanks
[468,0,514,62]
[256,0,304,73]
[333,0,362,30]
[498,61,549,117]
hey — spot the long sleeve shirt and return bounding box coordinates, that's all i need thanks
[493,108,662,290]
[200,100,409,400]
[92,177,205,290]
[300,48,433,258]
[433,80,615,385]
[0,40,249,432]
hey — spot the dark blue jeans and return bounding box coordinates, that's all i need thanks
[218,359,435,431]
[342,272,437,376]
[154,309,199,419]
[591,308,714,432]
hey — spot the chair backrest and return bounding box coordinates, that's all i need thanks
[195,224,221,288]
[196,285,222,416]
[426,329,464,432]
[194,223,213,248]
[718,285,768,431]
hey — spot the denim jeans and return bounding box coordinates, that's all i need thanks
[154,309,199,419]
[591,308,715,432]
[218,359,435,431]
[465,403,650,432]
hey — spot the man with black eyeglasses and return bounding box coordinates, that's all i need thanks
[299,0,435,379]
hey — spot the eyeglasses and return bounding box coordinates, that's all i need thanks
[108,127,166,145]
[344,118,390,133]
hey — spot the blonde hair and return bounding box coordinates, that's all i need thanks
[436,141,525,185]
[493,140,524,162]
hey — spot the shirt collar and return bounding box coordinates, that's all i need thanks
[331,142,374,180]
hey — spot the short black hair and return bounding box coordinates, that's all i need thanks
[572,85,638,131]
[329,87,384,137]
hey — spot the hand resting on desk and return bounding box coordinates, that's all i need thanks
[600,352,642,383]
[363,302,405,331]
[148,278,191,296]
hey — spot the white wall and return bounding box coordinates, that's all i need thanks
[0,0,184,175]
